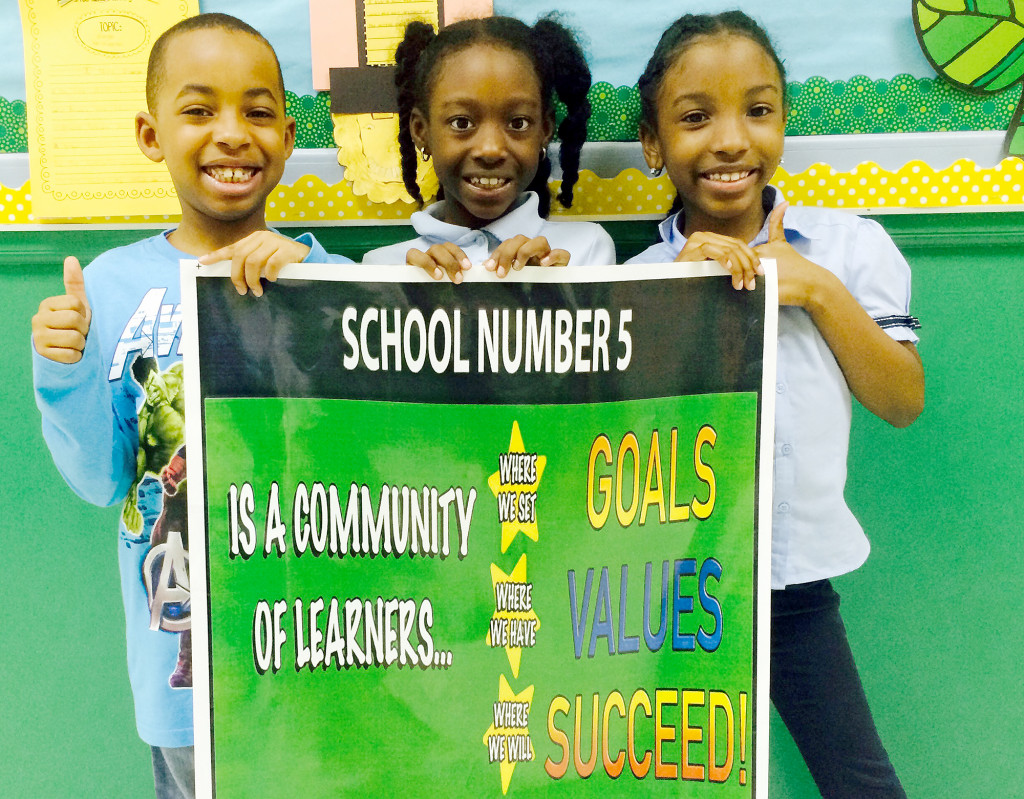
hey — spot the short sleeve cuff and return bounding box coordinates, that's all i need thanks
[874,314,920,343]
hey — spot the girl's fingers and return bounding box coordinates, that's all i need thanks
[437,242,472,283]
[510,236,553,270]
[728,249,760,290]
[410,243,470,282]
[406,248,445,280]
[679,233,761,290]
[767,202,788,243]
[487,236,529,278]
[540,248,570,267]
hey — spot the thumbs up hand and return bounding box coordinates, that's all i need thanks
[32,256,93,363]
[754,203,822,309]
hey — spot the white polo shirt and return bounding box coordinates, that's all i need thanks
[362,191,616,267]
[627,187,920,588]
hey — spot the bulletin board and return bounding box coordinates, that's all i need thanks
[4,2,1023,222]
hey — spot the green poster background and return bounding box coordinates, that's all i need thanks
[202,392,758,798]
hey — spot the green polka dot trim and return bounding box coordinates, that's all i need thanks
[553,82,642,142]
[786,73,1017,136]
[510,75,1019,141]
[286,91,335,149]
[0,97,27,154]
[0,77,1018,155]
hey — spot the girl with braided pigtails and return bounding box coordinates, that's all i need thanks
[362,15,615,279]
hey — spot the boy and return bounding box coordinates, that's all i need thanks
[30,14,348,799]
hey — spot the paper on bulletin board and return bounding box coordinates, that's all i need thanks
[315,0,491,203]
[18,0,196,219]
[309,0,493,90]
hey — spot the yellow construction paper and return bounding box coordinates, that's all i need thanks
[18,0,196,219]
[333,112,439,204]
[321,0,491,203]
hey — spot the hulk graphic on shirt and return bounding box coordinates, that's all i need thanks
[124,355,191,688]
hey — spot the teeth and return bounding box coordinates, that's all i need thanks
[469,177,509,188]
[706,170,751,183]
[206,166,256,183]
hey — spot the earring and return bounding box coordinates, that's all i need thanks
[420,149,431,162]
[650,166,663,178]
[540,146,548,162]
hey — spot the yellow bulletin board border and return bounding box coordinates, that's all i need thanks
[2,159,1024,226]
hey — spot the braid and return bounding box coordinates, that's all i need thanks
[529,16,591,210]
[394,21,436,205]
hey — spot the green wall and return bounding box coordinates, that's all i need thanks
[2,213,1021,797]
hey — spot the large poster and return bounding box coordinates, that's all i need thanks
[181,262,776,798]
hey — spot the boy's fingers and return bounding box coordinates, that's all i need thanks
[32,301,90,363]
[221,238,263,296]
[42,326,89,353]
[198,246,232,265]
[62,257,91,319]
[239,239,280,296]
[264,241,311,282]
[48,306,92,334]
[62,256,85,298]
[241,254,265,297]
[228,251,252,295]
[265,253,290,282]
[36,342,86,364]
[205,232,311,288]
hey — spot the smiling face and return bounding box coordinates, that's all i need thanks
[410,43,553,229]
[135,27,295,253]
[640,33,785,243]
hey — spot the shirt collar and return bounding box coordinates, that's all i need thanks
[658,186,810,249]
[485,192,544,241]
[416,192,544,245]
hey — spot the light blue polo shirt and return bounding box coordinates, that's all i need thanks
[627,187,920,588]
[362,191,616,267]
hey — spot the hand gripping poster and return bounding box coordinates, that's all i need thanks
[181,261,777,799]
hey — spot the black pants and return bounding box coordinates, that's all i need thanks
[771,580,907,799]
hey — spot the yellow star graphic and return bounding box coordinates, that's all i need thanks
[482,674,535,795]
[486,555,541,678]
[486,420,547,552]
